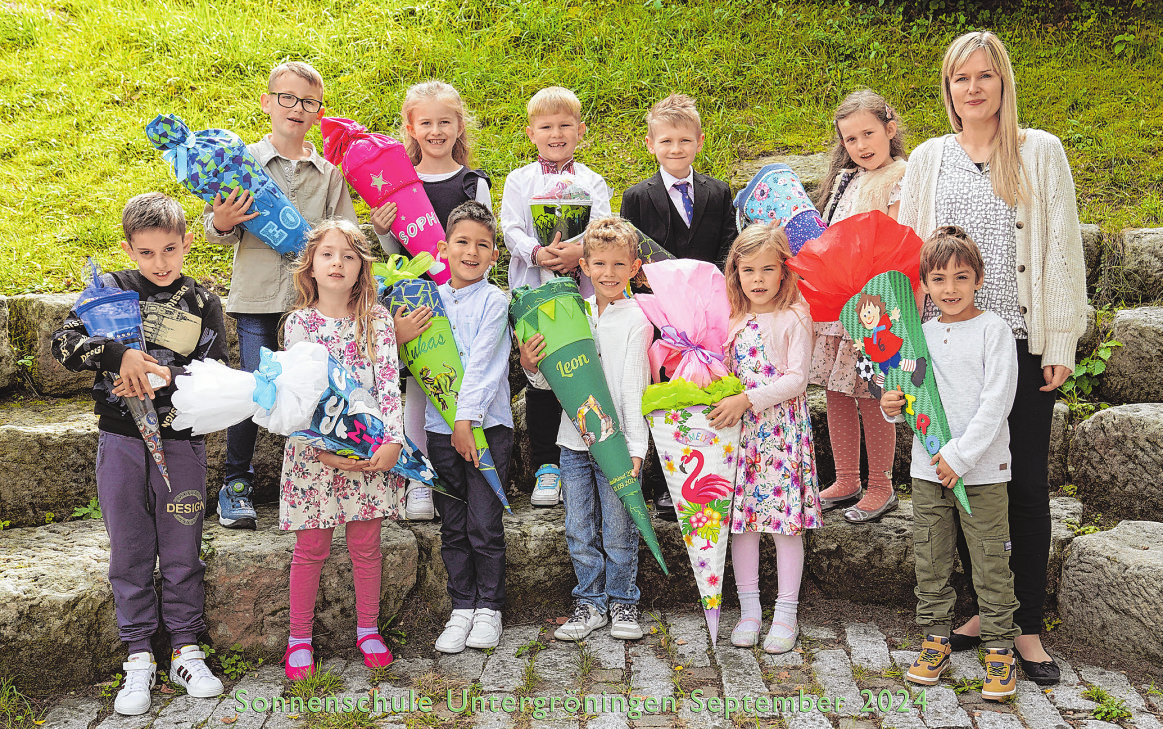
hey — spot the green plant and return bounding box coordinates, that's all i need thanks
[72,496,102,520]
[514,638,546,658]
[0,519,9,530]
[287,669,344,702]
[379,612,407,653]
[1061,339,1122,419]
[574,642,597,681]
[517,657,540,696]
[1043,616,1063,632]
[1083,686,1132,721]
[200,535,216,561]
[852,664,870,683]
[43,512,54,524]
[1058,483,1077,497]
[882,664,904,679]
[0,676,45,728]
[953,678,984,695]
[98,671,124,708]
[217,643,262,680]
[1065,513,1109,536]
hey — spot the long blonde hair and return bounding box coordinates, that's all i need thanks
[400,81,473,167]
[292,220,382,362]
[724,223,801,319]
[941,31,1027,207]
[815,89,908,209]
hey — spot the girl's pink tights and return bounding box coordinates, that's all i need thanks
[821,390,896,510]
[731,531,804,603]
[289,518,384,637]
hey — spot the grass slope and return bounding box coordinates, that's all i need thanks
[0,0,1159,295]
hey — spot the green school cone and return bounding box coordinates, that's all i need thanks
[510,278,668,575]
[839,270,971,514]
[384,277,511,512]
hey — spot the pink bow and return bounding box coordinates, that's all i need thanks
[649,325,730,389]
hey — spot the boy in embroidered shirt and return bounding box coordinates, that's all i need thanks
[52,193,229,716]
[880,226,1020,701]
[518,216,651,642]
[501,85,613,509]
[203,60,357,529]
[397,201,513,654]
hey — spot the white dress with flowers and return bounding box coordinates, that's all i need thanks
[727,310,822,536]
[279,306,405,531]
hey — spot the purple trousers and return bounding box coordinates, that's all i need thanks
[97,431,208,653]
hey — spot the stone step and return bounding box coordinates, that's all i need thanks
[0,504,417,692]
[0,397,286,527]
[2,489,1089,693]
[1098,307,1163,405]
[1070,403,1163,521]
[1058,520,1163,666]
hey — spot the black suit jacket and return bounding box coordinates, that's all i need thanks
[620,171,737,269]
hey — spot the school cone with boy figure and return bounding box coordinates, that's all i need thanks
[788,211,970,514]
[510,277,668,574]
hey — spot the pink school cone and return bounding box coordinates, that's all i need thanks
[705,608,721,647]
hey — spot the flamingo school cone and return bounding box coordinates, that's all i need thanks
[510,277,668,575]
[636,260,742,644]
[384,277,511,512]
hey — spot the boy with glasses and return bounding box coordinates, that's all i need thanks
[203,61,357,530]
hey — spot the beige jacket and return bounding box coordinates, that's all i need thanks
[203,136,357,314]
[897,130,1087,370]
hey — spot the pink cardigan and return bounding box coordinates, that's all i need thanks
[725,301,815,411]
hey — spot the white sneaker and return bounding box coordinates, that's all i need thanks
[405,481,435,520]
[113,652,155,716]
[554,602,607,641]
[609,603,643,640]
[531,465,562,508]
[169,645,223,698]
[435,609,474,654]
[465,608,503,649]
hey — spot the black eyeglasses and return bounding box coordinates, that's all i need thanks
[274,92,322,113]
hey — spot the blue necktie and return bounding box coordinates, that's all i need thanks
[673,181,694,227]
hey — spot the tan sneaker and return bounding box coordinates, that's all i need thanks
[982,648,1017,700]
[906,635,951,685]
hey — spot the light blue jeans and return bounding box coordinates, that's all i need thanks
[560,447,641,614]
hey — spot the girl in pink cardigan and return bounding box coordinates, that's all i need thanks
[708,222,822,654]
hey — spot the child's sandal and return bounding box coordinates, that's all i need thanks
[357,634,394,668]
[731,617,762,648]
[283,643,316,681]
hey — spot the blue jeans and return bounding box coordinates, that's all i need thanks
[224,313,283,485]
[560,447,641,613]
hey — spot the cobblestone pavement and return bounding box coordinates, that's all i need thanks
[40,611,1162,729]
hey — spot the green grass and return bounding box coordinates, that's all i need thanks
[1,0,1160,296]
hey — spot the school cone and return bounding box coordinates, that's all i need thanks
[510,278,668,575]
[838,270,970,514]
[384,278,510,512]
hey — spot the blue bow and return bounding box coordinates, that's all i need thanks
[659,325,724,368]
[252,347,282,411]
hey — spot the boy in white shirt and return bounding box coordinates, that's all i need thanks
[518,217,650,642]
[501,86,613,508]
[881,226,1019,701]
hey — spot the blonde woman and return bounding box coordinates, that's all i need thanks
[897,31,1086,686]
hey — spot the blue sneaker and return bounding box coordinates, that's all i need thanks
[218,479,257,530]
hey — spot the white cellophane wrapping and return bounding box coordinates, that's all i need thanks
[171,341,329,436]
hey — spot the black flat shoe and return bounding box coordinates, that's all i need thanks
[949,632,982,652]
[655,491,678,522]
[1017,652,1061,686]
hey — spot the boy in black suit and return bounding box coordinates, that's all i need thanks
[621,94,737,268]
[621,94,737,519]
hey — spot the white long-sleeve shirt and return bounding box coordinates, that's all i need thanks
[500,161,612,296]
[524,297,652,459]
[886,310,1018,485]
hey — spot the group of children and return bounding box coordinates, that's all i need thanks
[54,59,1028,715]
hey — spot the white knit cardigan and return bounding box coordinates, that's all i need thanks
[897,130,1087,370]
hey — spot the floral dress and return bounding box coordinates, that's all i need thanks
[728,315,822,535]
[279,306,405,531]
